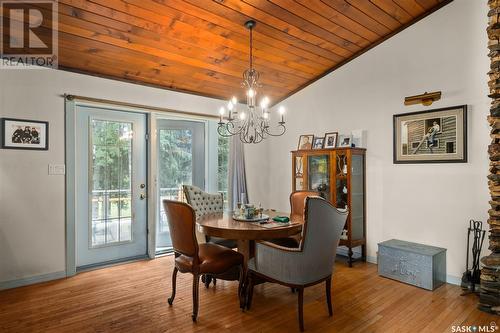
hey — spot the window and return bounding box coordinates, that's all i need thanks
[155,119,229,254]
[158,128,193,234]
[217,135,229,208]
[90,119,133,247]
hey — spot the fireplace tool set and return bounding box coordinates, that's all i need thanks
[461,220,486,294]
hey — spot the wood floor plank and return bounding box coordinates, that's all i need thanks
[0,256,496,332]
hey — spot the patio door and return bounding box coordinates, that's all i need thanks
[156,119,205,251]
[75,106,148,269]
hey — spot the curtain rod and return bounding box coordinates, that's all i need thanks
[63,94,219,120]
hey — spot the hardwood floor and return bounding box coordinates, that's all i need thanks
[0,256,497,332]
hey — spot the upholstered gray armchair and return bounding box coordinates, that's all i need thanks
[182,185,237,247]
[182,185,238,287]
[245,197,347,332]
[182,185,224,219]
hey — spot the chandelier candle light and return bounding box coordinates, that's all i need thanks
[217,20,287,144]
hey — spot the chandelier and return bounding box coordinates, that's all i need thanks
[217,20,286,144]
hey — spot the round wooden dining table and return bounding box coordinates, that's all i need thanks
[196,210,303,268]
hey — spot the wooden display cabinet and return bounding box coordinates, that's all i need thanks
[291,148,366,266]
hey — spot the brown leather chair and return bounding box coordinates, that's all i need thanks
[163,200,244,322]
[270,191,320,248]
[290,190,320,222]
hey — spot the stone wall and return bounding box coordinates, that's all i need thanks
[481,0,500,315]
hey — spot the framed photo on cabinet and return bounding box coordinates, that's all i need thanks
[297,134,314,150]
[339,134,353,148]
[323,132,338,149]
[312,137,324,149]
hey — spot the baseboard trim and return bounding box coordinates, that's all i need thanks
[366,255,377,264]
[0,271,66,291]
[446,275,461,286]
[76,254,149,273]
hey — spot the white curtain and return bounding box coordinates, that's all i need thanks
[228,137,248,211]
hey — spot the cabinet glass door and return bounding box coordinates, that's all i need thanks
[335,152,349,209]
[307,155,330,200]
[350,154,365,240]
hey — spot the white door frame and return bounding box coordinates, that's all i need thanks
[65,97,213,276]
[150,114,209,252]
[65,98,154,276]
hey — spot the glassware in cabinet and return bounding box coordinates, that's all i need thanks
[307,154,330,201]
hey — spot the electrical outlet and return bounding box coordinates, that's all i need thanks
[48,164,66,175]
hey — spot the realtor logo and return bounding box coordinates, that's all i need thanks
[0,0,58,68]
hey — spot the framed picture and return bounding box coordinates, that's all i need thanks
[1,118,49,150]
[339,134,352,147]
[393,105,467,163]
[323,132,338,149]
[297,134,314,150]
[312,137,324,149]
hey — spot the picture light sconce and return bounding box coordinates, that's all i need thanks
[404,91,442,106]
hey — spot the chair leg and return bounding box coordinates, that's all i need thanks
[348,247,353,267]
[204,275,212,289]
[237,265,244,295]
[298,287,305,332]
[238,265,245,309]
[192,273,200,322]
[246,272,255,311]
[168,267,178,305]
[326,276,333,316]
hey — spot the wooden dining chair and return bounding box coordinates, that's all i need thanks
[163,200,244,322]
[245,197,347,331]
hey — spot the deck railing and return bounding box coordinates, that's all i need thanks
[90,187,228,235]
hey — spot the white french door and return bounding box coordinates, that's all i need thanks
[75,106,148,268]
[156,119,205,251]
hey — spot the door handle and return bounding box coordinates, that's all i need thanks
[140,183,146,189]
[140,193,146,200]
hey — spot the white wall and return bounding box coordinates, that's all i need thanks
[0,69,223,284]
[0,0,489,286]
[247,0,490,281]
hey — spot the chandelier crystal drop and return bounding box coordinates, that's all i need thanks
[217,20,286,144]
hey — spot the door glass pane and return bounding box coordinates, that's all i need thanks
[90,119,133,247]
[158,128,193,248]
[92,220,105,247]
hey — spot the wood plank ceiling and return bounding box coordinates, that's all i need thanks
[13,0,452,102]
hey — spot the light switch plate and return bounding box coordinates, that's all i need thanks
[48,164,66,175]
